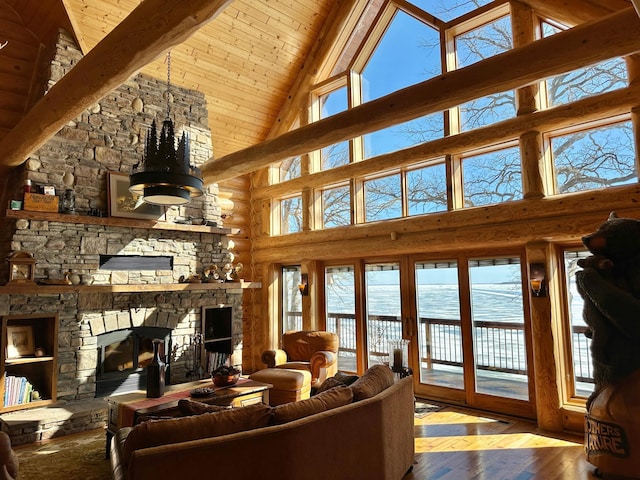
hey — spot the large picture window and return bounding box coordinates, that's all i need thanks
[364,173,402,222]
[549,119,636,194]
[462,144,522,207]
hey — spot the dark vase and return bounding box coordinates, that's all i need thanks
[146,339,166,398]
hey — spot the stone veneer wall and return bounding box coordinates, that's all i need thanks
[0,288,243,402]
[1,30,244,402]
[8,220,231,285]
[22,29,219,222]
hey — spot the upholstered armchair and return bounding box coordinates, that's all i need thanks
[261,330,339,387]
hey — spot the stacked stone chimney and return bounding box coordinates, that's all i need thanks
[0,30,243,402]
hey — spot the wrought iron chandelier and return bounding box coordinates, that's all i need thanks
[129,51,204,206]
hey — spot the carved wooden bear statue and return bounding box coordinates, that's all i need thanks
[576,212,640,478]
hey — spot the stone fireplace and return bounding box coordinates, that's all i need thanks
[0,29,248,404]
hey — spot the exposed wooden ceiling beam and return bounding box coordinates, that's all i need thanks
[0,0,232,168]
[201,7,640,184]
[523,0,629,26]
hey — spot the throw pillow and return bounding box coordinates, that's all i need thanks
[349,364,394,401]
[178,399,227,416]
[122,402,272,468]
[334,371,359,386]
[271,384,353,425]
[315,376,344,394]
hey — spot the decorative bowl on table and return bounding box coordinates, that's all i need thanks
[212,366,241,387]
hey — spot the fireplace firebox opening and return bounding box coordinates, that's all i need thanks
[96,326,171,397]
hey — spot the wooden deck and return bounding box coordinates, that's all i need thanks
[408,403,597,480]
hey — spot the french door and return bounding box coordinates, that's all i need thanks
[413,255,534,416]
[323,254,535,417]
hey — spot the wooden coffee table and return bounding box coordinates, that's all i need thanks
[105,378,271,456]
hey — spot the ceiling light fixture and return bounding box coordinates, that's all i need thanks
[129,51,203,206]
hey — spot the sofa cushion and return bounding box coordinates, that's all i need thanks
[122,403,272,469]
[271,384,353,425]
[178,399,228,416]
[350,364,395,401]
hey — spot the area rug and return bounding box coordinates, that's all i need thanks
[14,428,111,480]
[415,400,444,418]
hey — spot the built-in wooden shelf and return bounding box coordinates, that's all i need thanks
[1,313,58,413]
[0,281,261,295]
[5,209,239,235]
[5,356,54,366]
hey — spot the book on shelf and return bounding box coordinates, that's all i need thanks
[206,351,229,374]
[3,375,35,407]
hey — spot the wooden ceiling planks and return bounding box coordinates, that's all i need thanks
[53,0,334,160]
[0,1,42,141]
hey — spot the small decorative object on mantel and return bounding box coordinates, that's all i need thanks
[23,192,59,213]
[202,263,243,283]
[6,251,36,285]
[59,188,76,214]
[178,274,203,284]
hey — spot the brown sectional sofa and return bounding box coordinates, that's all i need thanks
[110,366,415,480]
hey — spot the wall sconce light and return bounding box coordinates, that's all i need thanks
[298,273,309,296]
[529,263,546,297]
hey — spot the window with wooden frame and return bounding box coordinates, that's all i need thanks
[311,80,351,171]
[278,194,303,235]
[282,265,303,334]
[446,4,514,133]
[363,171,403,222]
[540,20,627,109]
[321,182,352,228]
[271,117,301,184]
[545,117,636,195]
[406,160,448,216]
[560,248,594,403]
[458,142,522,208]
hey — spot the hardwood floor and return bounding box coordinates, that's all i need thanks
[407,403,600,480]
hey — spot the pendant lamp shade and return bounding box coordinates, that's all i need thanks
[129,118,204,206]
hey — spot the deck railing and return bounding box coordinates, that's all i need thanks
[286,311,594,383]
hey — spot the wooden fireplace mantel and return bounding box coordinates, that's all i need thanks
[5,209,239,235]
[0,280,261,295]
